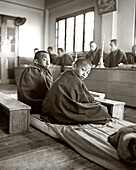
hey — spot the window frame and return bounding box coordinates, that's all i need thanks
[56,7,95,53]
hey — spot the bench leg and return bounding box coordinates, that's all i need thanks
[111,105,124,119]
[9,110,30,133]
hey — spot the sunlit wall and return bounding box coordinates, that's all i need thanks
[0,0,45,58]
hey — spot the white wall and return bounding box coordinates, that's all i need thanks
[0,0,45,58]
[101,11,118,53]
[48,0,102,51]
[96,0,135,53]
[117,0,135,52]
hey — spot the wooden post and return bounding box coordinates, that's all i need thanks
[97,33,105,68]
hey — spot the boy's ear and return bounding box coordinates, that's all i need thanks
[33,59,38,64]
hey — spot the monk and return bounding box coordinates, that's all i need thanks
[126,44,136,64]
[55,48,73,72]
[86,41,107,67]
[105,39,128,67]
[47,46,58,64]
[17,51,53,114]
[41,58,111,124]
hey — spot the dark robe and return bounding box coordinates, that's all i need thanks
[86,48,107,66]
[108,125,136,165]
[41,70,111,124]
[105,49,128,67]
[17,63,53,114]
[126,52,136,64]
[50,53,58,64]
[55,53,73,72]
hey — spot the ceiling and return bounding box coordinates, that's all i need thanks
[45,0,76,9]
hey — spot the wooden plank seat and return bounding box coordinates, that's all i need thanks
[0,92,31,134]
[97,98,125,119]
[89,90,105,100]
[89,91,125,119]
[30,114,136,170]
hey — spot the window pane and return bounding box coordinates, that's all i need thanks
[7,20,16,52]
[56,9,95,53]
[84,11,94,51]
[6,27,15,52]
[7,19,14,27]
[58,20,65,50]
[75,14,83,52]
[55,22,58,52]
[0,17,1,52]
[66,17,74,53]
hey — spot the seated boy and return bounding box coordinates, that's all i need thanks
[41,58,111,124]
[17,51,53,114]
[56,48,74,72]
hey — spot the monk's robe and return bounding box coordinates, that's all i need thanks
[105,49,128,67]
[50,53,58,64]
[17,63,53,114]
[41,70,111,124]
[86,48,107,67]
[126,52,136,64]
[55,54,73,72]
[108,125,136,165]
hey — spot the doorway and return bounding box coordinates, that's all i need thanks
[0,15,18,84]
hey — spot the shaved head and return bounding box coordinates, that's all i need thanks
[75,58,92,68]
[74,58,92,80]
[34,51,48,60]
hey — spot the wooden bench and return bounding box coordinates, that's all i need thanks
[97,98,125,119]
[89,91,105,100]
[0,92,31,134]
[89,91,125,119]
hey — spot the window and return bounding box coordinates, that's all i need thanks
[75,14,83,52]
[56,8,94,53]
[84,12,94,51]
[66,17,74,52]
[58,20,65,50]
[0,17,1,52]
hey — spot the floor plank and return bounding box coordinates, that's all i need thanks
[0,142,105,170]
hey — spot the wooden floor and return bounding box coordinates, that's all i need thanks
[0,84,136,170]
[0,112,106,170]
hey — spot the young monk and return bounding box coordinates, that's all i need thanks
[41,58,111,124]
[17,51,53,114]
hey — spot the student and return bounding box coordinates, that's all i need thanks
[126,45,136,64]
[132,45,136,63]
[105,39,128,67]
[47,46,58,64]
[17,51,53,114]
[56,48,73,71]
[85,41,107,67]
[41,58,111,124]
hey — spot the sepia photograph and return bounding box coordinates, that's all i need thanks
[0,0,136,169]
